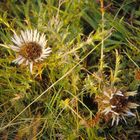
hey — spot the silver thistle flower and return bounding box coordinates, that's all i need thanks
[98,87,139,126]
[10,30,52,73]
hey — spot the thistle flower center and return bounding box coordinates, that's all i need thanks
[110,94,128,113]
[20,42,42,61]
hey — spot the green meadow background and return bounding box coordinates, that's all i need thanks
[0,0,140,139]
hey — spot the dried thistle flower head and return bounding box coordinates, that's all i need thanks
[97,87,139,126]
[10,30,52,73]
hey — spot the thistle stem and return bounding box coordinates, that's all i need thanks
[99,0,105,73]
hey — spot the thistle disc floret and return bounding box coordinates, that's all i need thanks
[110,94,128,113]
[20,42,42,61]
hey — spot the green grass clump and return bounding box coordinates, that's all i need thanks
[0,0,140,139]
